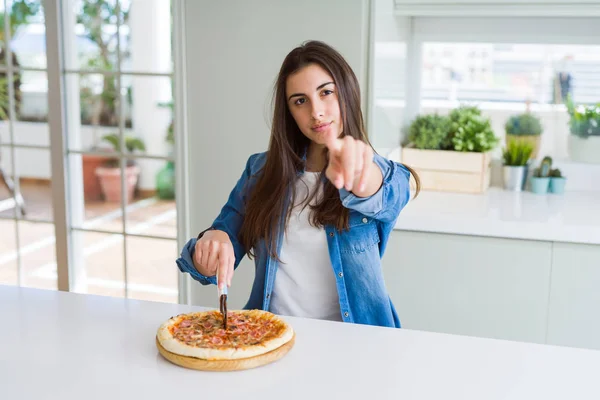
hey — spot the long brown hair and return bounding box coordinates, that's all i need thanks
[239,41,420,259]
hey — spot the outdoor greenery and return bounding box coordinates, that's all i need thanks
[0,0,40,120]
[100,132,146,167]
[77,0,131,128]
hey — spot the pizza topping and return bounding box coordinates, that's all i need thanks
[179,320,192,328]
[169,310,287,349]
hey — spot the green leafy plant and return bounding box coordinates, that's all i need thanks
[101,133,146,167]
[102,133,146,153]
[566,96,600,139]
[505,113,543,136]
[0,0,40,41]
[76,1,131,128]
[502,139,534,166]
[448,105,499,152]
[0,0,40,121]
[0,78,8,120]
[407,113,451,150]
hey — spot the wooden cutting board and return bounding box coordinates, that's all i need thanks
[156,333,296,371]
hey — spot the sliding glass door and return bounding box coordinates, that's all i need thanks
[0,0,188,304]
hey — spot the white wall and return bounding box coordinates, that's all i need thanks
[370,0,409,151]
[181,0,370,307]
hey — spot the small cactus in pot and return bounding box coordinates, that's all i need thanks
[529,156,552,194]
[549,168,567,194]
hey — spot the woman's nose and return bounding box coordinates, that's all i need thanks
[311,101,325,119]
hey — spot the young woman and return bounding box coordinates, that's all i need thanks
[176,40,420,328]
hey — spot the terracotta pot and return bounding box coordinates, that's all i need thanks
[82,154,110,201]
[95,165,141,203]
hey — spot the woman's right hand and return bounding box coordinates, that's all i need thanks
[193,230,235,289]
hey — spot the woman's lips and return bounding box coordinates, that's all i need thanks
[312,122,332,132]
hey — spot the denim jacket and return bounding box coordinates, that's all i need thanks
[176,151,411,328]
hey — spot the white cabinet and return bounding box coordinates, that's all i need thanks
[384,230,600,350]
[383,231,552,343]
[547,243,600,350]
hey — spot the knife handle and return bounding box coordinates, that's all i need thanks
[216,274,228,296]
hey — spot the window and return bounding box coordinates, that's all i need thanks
[371,16,600,165]
[0,0,56,290]
[62,0,179,302]
[422,43,600,105]
[1,0,185,304]
[419,42,600,163]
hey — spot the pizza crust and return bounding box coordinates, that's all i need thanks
[156,310,294,360]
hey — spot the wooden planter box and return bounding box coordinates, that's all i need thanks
[401,147,492,194]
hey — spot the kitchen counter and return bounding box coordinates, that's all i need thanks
[394,187,600,245]
[2,285,600,400]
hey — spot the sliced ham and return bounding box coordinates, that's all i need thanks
[179,320,192,328]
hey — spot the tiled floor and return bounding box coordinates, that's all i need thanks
[0,180,179,303]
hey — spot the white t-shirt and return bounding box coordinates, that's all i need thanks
[269,171,343,322]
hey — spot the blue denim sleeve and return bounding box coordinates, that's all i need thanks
[176,237,216,285]
[338,153,411,223]
[176,153,261,286]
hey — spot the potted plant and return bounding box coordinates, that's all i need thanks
[448,105,499,153]
[549,168,567,194]
[406,113,451,150]
[95,133,146,203]
[504,112,543,159]
[530,156,552,194]
[502,139,534,191]
[402,105,499,193]
[566,96,600,164]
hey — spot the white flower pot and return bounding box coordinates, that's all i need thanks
[568,135,600,164]
[503,165,528,192]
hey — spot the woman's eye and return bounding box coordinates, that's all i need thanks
[294,98,306,105]
[322,89,333,96]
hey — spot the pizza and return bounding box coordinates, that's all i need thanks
[156,309,294,361]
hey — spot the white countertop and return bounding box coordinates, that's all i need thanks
[394,188,600,245]
[2,286,600,400]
